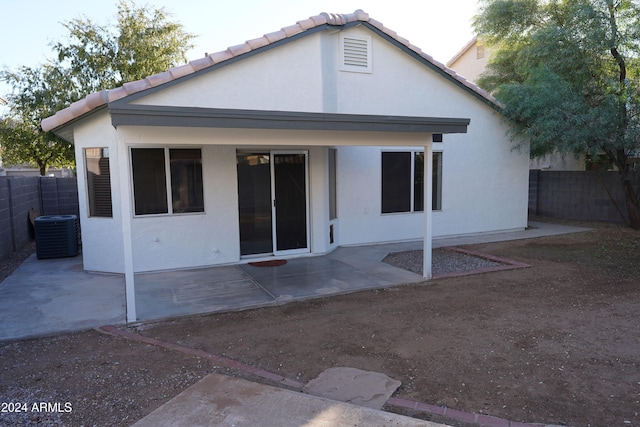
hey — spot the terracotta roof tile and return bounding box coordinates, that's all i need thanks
[282,23,304,37]
[245,36,270,50]
[296,18,316,30]
[107,87,128,103]
[208,50,234,64]
[84,91,108,109]
[42,9,495,133]
[169,63,195,79]
[123,79,151,95]
[263,29,287,44]
[227,43,252,57]
[190,56,214,72]
[309,15,328,26]
[68,99,91,117]
[395,35,411,47]
[146,71,173,87]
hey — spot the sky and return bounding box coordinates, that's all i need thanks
[1,0,480,110]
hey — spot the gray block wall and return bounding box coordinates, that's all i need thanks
[529,170,633,224]
[0,177,79,260]
[40,177,79,216]
[0,177,41,259]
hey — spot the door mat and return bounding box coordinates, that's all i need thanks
[248,259,287,267]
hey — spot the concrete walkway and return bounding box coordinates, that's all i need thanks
[0,221,590,341]
[131,372,446,427]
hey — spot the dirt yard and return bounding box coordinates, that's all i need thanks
[1,220,639,427]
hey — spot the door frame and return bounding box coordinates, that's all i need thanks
[237,149,310,258]
[270,150,310,256]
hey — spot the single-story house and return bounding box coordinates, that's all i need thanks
[42,10,529,322]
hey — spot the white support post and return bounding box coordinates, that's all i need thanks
[117,137,136,322]
[423,141,433,280]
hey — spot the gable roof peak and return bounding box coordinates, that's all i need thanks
[321,9,369,25]
[42,9,495,133]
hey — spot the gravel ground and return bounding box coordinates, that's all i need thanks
[383,248,505,276]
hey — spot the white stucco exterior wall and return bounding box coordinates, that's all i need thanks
[72,112,125,273]
[69,23,528,274]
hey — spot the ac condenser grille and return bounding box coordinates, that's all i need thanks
[35,215,79,259]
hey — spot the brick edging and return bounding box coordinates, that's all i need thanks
[97,325,305,390]
[386,396,548,427]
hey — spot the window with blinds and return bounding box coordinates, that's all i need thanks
[84,148,113,218]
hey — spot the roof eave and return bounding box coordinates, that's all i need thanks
[109,106,470,134]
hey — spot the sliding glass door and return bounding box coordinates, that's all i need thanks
[237,151,309,256]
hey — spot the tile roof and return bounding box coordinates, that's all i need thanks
[41,9,494,133]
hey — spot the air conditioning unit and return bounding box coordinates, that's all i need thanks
[35,215,79,259]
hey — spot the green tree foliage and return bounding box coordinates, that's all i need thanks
[474,0,640,228]
[0,0,195,175]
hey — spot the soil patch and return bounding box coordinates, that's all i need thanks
[1,220,639,427]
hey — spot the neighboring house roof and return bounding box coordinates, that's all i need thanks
[446,36,479,68]
[41,9,495,133]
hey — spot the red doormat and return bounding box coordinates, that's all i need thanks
[248,259,287,267]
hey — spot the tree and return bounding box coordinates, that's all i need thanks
[474,0,640,229]
[0,0,195,175]
[0,65,78,175]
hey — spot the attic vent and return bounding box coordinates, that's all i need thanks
[340,35,372,73]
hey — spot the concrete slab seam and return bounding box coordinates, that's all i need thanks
[98,325,561,427]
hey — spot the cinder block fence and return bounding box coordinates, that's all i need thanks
[529,170,635,225]
[1,171,636,262]
[0,176,79,260]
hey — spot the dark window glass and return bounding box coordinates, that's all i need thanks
[84,148,112,217]
[170,149,204,213]
[433,152,443,210]
[382,151,442,214]
[414,152,424,212]
[381,152,411,213]
[329,148,337,220]
[131,148,168,215]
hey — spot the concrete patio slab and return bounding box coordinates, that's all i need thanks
[303,367,401,410]
[134,266,274,321]
[130,372,443,427]
[0,255,124,341]
[0,221,592,341]
[239,257,394,302]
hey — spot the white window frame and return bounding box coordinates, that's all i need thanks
[129,146,205,217]
[381,149,443,214]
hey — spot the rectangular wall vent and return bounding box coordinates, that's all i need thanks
[340,35,372,73]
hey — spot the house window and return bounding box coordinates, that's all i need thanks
[131,147,204,216]
[329,148,337,220]
[381,151,442,214]
[170,149,204,213]
[84,148,112,217]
